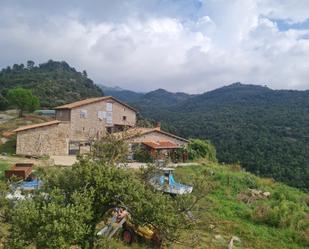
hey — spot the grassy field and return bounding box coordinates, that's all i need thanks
[0,159,10,181]
[175,163,308,249]
[0,161,10,181]
[101,162,309,249]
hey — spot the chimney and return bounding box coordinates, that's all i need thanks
[156,122,161,130]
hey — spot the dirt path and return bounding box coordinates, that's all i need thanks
[50,156,77,166]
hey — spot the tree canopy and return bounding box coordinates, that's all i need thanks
[187,139,217,162]
[7,87,39,116]
[0,60,103,108]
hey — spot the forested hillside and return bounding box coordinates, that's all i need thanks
[105,83,309,191]
[0,60,103,108]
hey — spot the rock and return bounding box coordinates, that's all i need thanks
[250,189,262,195]
[227,236,241,249]
[263,192,271,197]
[232,236,240,242]
[209,224,215,230]
[238,188,271,204]
[0,137,8,144]
[214,234,225,243]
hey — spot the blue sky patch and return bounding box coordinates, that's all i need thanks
[273,18,309,31]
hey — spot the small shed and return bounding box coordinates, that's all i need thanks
[5,163,33,180]
[114,126,189,162]
[142,141,180,160]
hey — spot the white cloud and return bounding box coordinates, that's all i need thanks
[0,0,309,93]
[258,0,309,23]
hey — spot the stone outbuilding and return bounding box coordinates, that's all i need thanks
[14,120,70,156]
[114,125,189,161]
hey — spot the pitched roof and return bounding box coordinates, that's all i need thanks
[14,120,61,132]
[114,127,188,142]
[142,141,180,149]
[55,96,137,112]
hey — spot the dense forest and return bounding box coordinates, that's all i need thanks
[0,60,103,108]
[105,83,309,191]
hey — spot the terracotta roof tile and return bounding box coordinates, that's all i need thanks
[55,96,137,112]
[14,120,61,132]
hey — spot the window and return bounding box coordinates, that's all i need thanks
[106,112,113,124]
[123,116,127,121]
[106,102,113,112]
[80,109,87,118]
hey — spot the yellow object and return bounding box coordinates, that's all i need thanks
[135,225,155,240]
[125,218,156,240]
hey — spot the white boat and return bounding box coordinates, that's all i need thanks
[150,168,193,195]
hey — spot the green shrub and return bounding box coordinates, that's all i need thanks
[0,136,16,155]
[187,139,217,162]
[251,198,309,246]
[251,200,308,230]
[133,144,153,163]
[0,162,10,180]
[242,175,259,189]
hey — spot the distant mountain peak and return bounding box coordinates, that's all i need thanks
[146,88,191,96]
[146,88,170,95]
[100,85,124,92]
[225,82,270,90]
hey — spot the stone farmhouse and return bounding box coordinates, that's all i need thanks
[14,96,188,159]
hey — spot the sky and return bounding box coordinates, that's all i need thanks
[1,0,309,93]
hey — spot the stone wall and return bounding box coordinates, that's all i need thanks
[69,99,136,141]
[16,123,70,156]
[70,102,107,141]
[111,101,136,126]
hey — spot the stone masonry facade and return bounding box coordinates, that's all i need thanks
[68,99,136,141]
[16,122,70,156]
